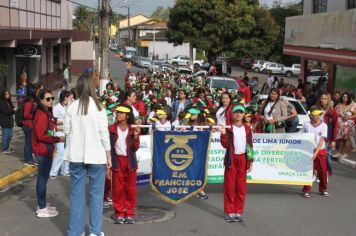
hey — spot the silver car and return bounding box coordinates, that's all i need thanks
[206,76,239,93]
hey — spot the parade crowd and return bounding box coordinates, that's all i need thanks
[1,65,356,236]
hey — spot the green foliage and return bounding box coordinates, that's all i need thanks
[268,0,303,64]
[151,6,171,22]
[0,61,8,89]
[167,0,257,62]
[73,6,92,32]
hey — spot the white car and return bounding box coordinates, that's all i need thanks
[252,60,266,73]
[178,67,193,78]
[206,76,239,93]
[259,61,273,73]
[148,60,165,72]
[307,70,328,84]
[262,63,285,74]
[283,64,301,77]
[194,70,207,77]
[248,95,310,131]
[169,55,204,68]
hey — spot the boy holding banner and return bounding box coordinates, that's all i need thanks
[108,105,140,224]
[302,106,329,198]
[220,105,253,222]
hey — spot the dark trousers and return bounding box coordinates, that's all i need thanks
[36,156,53,209]
[23,126,33,163]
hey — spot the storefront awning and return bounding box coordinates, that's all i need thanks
[283,45,356,67]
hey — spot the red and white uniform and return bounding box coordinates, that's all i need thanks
[302,122,328,193]
[220,124,253,215]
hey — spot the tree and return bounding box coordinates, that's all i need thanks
[73,6,92,32]
[269,0,303,64]
[232,7,280,61]
[166,0,257,62]
[151,6,171,22]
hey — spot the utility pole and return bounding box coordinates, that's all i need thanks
[99,0,111,94]
[127,6,131,46]
[97,0,101,73]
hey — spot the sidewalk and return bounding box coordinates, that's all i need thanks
[0,77,78,191]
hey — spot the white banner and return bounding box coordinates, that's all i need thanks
[136,132,314,186]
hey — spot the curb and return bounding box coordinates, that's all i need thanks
[332,157,356,170]
[0,166,38,191]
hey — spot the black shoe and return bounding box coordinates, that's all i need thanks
[225,214,235,223]
[197,192,208,200]
[125,217,135,224]
[114,217,124,224]
[234,214,244,222]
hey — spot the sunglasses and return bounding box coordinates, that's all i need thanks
[45,96,55,102]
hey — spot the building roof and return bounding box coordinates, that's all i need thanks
[119,14,151,29]
[139,30,167,41]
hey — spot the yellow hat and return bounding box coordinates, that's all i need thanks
[184,113,191,119]
[150,117,158,122]
[207,117,215,124]
[311,109,323,116]
[204,109,210,114]
[115,106,131,113]
[156,109,167,115]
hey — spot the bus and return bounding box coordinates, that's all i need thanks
[123,46,137,61]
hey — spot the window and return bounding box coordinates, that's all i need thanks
[313,0,327,13]
[347,0,356,9]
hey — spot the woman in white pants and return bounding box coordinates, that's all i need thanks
[50,91,73,178]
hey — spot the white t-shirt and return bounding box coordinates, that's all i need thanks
[53,103,66,136]
[129,75,136,85]
[216,106,227,126]
[264,102,276,120]
[232,125,246,154]
[131,104,139,118]
[115,127,128,156]
[165,97,172,107]
[302,122,327,149]
[267,76,274,88]
[155,120,172,131]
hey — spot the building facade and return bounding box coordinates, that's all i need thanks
[283,0,356,94]
[0,0,89,94]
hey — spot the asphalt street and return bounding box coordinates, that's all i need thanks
[0,162,355,236]
[107,52,299,89]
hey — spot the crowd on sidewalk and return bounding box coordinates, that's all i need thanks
[1,64,356,236]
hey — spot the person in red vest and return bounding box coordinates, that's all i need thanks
[220,105,253,222]
[109,105,140,224]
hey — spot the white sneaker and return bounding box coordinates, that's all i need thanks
[333,152,341,158]
[89,232,104,236]
[340,153,348,159]
[37,207,59,218]
[36,203,56,214]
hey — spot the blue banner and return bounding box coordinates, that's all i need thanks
[151,130,212,204]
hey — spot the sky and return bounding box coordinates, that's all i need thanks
[74,0,298,16]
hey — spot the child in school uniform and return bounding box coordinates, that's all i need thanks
[302,106,330,198]
[109,105,140,224]
[220,105,253,222]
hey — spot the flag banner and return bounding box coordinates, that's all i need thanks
[150,130,212,204]
[138,132,314,186]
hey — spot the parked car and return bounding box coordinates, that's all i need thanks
[109,43,118,51]
[248,94,310,131]
[169,55,204,68]
[194,70,208,77]
[178,67,193,78]
[307,69,328,84]
[130,55,140,66]
[148,60,165,72]
[205,76,239,93]
[252,60,266,73]
[201,61,232,76]
[262,63,285,74]
[138,57,151,68]
[283,64,301,77]
[240,58,254,69]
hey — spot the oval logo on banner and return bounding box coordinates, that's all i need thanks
[17,46,38,57]
[164,135,196,171]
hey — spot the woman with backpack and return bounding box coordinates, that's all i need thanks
[22,84,37,166]
[32,89,65,217]
[0,89,16,154]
